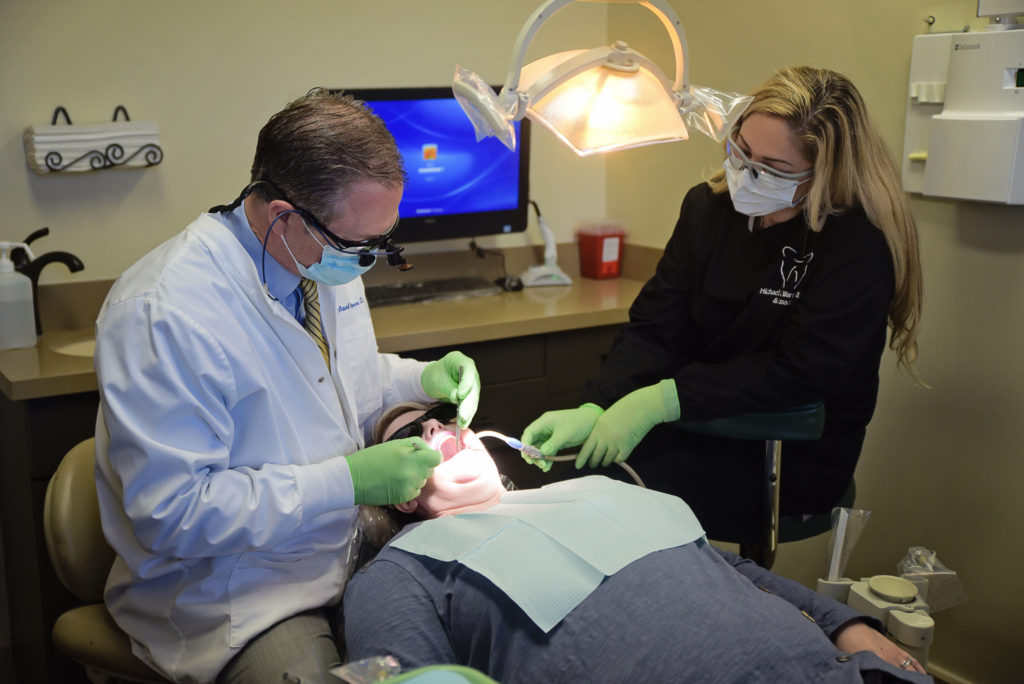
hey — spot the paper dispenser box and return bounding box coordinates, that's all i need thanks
[902,30,1024,205]
[924,115,1023,203]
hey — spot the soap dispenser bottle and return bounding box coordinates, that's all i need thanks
[0,241,37,350]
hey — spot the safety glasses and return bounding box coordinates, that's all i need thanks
[258,177,411,270]
[726,132,814,182]
[386,404,457,442]
[301,215,401,257]
[299,207,399,254]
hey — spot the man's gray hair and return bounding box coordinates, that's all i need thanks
[249,88,406,224]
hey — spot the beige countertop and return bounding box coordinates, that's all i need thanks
[372,276,643,353]
[0,244,659,402]
[0,276,646,402]
[0,328,100,401]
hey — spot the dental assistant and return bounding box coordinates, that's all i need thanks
[522,66,924,543]
[93,89,480,683]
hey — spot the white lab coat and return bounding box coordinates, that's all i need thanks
[93,213,430,683]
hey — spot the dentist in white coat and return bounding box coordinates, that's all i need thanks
[93,89,480,684]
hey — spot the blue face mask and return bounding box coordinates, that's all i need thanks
[281,222,374,286]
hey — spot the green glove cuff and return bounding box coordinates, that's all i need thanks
[579,402,605,417]
[420,360,447,400]
[656,378,681,423]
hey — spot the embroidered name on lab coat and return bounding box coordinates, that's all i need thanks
[337,297,365,313]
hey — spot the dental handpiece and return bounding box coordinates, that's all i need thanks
[473,432,552,458]
[475,430,646,488]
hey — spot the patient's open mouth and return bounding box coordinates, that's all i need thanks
[431,432,461,461]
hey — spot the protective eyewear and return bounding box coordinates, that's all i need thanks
[386,404,457,442]
[302,215,411,270]
[259,177,412,270]
[726,132,813,182]
[314,216,399,253]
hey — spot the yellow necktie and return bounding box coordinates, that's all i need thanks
[299,278,331,370]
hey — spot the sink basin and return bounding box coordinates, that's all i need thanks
[51,338,96,358]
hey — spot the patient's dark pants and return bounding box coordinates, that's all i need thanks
[217,609,341,684]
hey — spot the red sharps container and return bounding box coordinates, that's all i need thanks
[576,223,626,279]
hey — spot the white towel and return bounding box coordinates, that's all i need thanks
[24,120,162,173]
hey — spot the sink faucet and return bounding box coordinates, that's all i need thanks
[12,228,85,335]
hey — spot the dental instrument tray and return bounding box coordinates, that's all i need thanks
[365,276,502,307]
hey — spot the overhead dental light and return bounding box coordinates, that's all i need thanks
[453,0,752,157]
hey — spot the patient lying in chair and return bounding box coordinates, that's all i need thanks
[342,402,932,683]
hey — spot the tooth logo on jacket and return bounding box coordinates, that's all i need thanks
[779,246,813,289]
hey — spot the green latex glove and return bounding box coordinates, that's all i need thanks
[576,379,680,469]
[345,437,442,505]
[421,351,480,428]
[520,404,604,471]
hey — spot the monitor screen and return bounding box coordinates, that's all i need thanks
[338,86,530,243]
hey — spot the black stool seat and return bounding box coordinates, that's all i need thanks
[678,402,825,441]
[676,402,845,569]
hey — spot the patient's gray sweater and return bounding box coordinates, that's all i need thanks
[344,540,932,683]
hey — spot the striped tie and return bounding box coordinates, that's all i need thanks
[299,278,331,370]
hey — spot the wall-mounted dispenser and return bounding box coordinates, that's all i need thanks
[901,28,1024,204]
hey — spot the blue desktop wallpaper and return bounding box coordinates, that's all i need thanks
[364,98,522,219]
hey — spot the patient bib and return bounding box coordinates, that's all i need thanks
[391,476,705,631]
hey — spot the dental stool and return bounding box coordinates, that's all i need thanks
[43,438,169,683]
[678,402,852,570]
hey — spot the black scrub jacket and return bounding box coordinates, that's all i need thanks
[583,183,894,532]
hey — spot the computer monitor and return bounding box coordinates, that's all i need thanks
[337,86,530,244]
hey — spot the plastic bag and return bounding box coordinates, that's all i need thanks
[339,505,402,602]
[331,655,402,684]
[452,65,517,150]
[898,546,968,613]
[824,507,871,581]
[682,85,753,143]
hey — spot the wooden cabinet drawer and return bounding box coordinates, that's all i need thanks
[402,335,545,385]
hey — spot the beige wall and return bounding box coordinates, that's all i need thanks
[0,0,608,278]
[2,0,1021,682]
[0,0,607,673]
[608,2,1021,683]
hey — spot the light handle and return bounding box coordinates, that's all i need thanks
[499,0,690,119]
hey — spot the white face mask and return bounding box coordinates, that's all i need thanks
[724,156,805,217]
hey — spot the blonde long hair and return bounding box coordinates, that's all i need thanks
[708,66,922,379]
